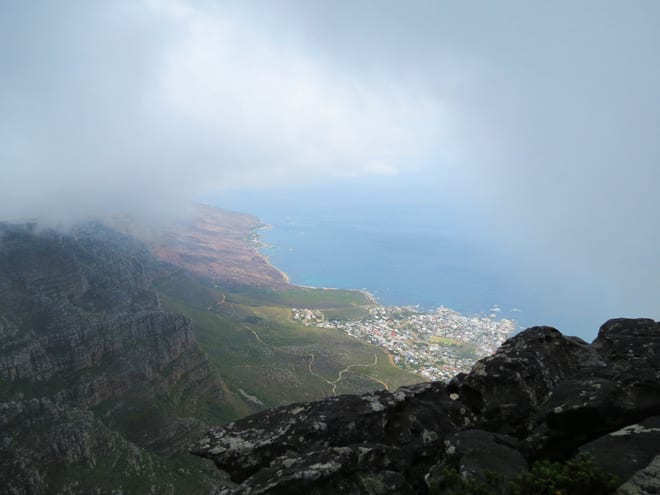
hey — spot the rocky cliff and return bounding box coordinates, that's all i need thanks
[0,222,234,494]
[194,318,660,494]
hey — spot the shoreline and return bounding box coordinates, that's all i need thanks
[248,216,517,321]
[249,222,290,284]
[251,220,377,305]
[264,253,291,284]
[293,283,378,305]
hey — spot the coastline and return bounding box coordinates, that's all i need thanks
[248,222,291,284]
[247,216,521,323]
[293,283,378,305]
[251,220,377,305]
[264,253,291,285]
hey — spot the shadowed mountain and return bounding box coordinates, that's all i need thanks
[0,222,254,493]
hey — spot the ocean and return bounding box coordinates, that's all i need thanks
[209,179,575,333]
[260,215,520,316]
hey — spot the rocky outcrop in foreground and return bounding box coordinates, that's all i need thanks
[194,318,660,494]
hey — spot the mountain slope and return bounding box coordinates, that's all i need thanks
[0,222,251,494]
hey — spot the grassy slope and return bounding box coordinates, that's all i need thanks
[43,450,225,495]
[156,271,421,410]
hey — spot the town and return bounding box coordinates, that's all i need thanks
[292,305,516,381]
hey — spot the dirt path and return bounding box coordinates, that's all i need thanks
[365,374,390,391]
[307,353,334,388]
[308,353,386,395]
[244,325,273,348]
[244,325,390,395]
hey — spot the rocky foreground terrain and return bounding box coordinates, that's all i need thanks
[194,318,660,494]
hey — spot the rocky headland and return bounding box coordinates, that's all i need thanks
[194,318,660,494]
[110,204,289,289]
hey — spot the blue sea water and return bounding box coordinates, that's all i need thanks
[208,179,570,332]
[264,218,520,316]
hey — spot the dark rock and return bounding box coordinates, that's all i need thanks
[526,319,660,460]
[579,416,660,482]
[617,455,660,495]
[195,318,660,494]
[448,326,604,437]
[192,381,469,485]
[427,429,527,486]
[594,318,660,372]
[223,444,416,495]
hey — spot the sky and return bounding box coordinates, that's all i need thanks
[2,1,660,334]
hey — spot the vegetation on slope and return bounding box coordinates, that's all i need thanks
[431,454,620,495]
[156,270,421,409]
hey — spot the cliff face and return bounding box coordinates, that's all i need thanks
[0,223,228,494]
[0,223,206,402]
[193,318,660,494]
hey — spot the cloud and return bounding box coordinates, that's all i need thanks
[0,0,446,224]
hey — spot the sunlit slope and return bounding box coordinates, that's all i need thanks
[156,271,421,408]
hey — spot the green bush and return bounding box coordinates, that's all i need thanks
[509,454,620,495]
[429,453,620,495]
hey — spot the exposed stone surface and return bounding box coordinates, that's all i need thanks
[0,222,229,494]
[194,319,660,493]
[426,429,527,486]
[580,416,660,482]
[617,455,660,495]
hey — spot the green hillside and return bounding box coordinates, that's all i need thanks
[156,271,421,409]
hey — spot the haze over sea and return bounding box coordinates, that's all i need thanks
[212,178,592,335]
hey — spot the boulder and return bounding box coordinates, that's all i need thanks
[617,455,660,495]
[580,416,660,482]
[426,429,527,487]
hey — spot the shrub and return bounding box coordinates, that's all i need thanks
[429,453,620,495]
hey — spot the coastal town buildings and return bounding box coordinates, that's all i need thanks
[292,305,515,381]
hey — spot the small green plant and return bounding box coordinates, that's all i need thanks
[429,453,620,495]
[429,468,504,494]
[509,453,620,495]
